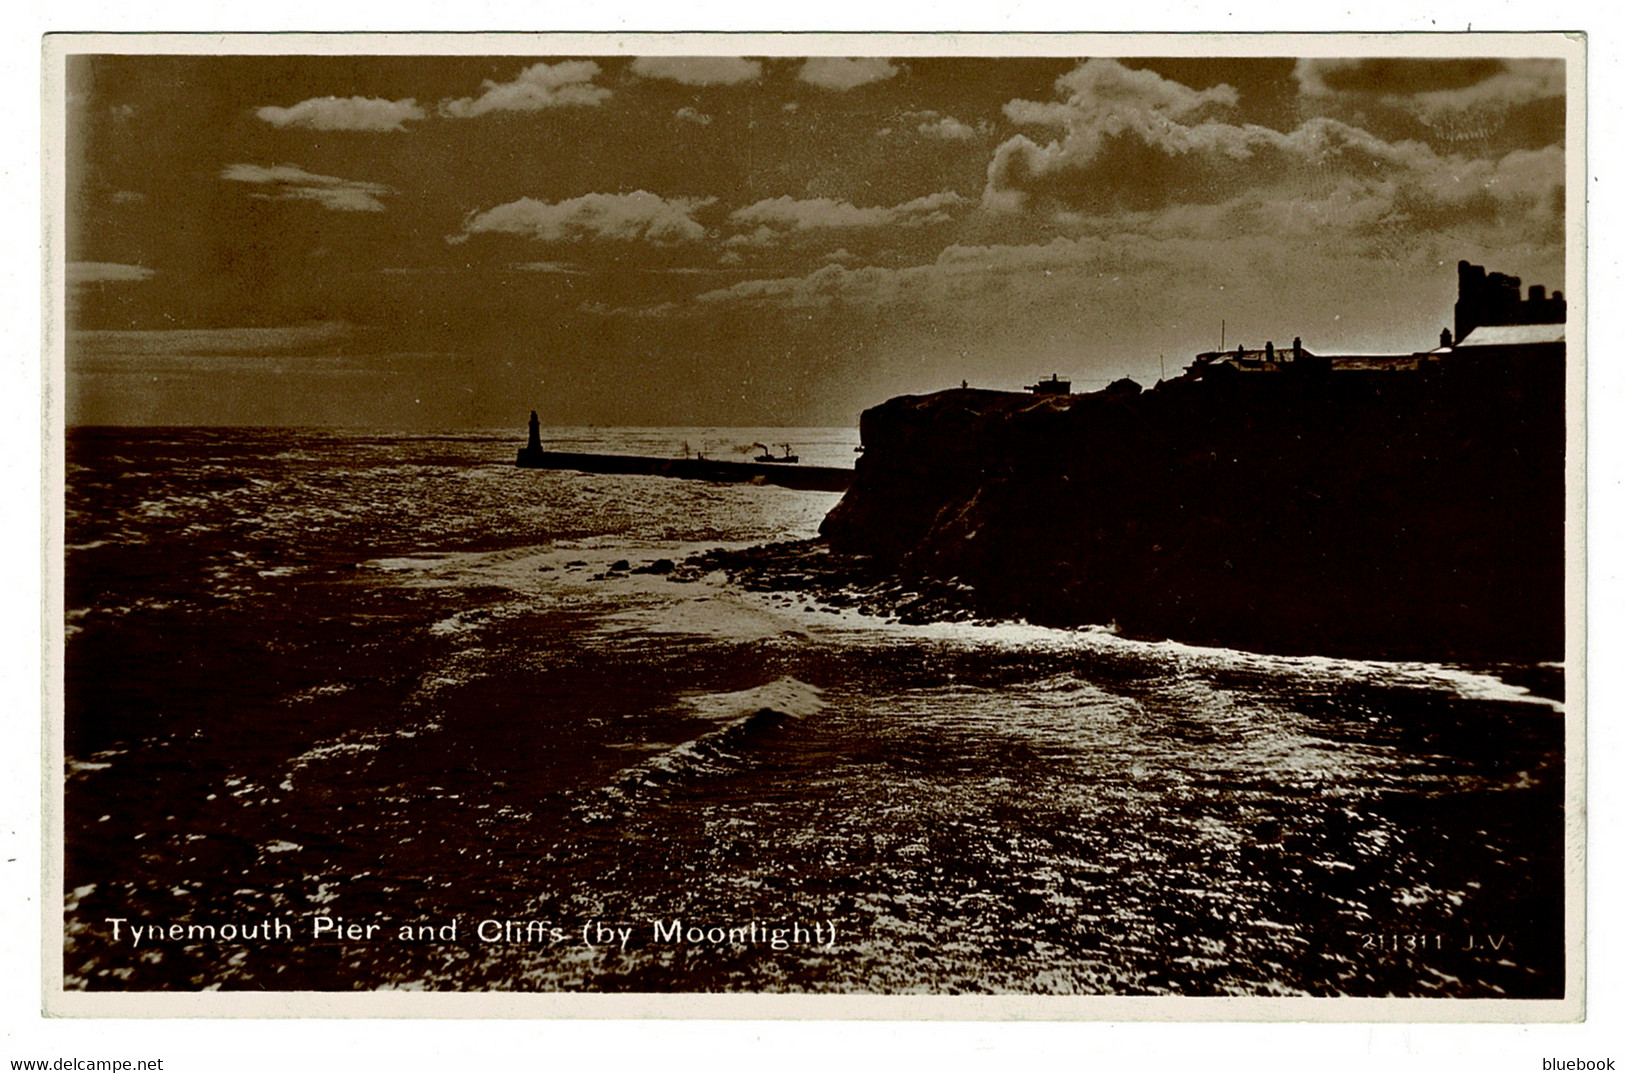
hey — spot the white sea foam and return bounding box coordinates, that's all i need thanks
[730,588,1564,713]
[573,677,826,825]
[276,736,389,792]
[283,681,355,705]
[288,739,383,765]
[683,676,827,722]
[429,613,484,635]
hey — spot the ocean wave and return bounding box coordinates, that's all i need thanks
[572,677,825,824]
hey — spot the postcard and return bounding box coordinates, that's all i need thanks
[42,31,1585,1020]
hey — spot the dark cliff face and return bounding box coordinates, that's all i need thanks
[820,367,1566,661]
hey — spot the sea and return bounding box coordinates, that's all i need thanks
[60,426,1568,997]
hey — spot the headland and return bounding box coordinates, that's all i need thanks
[813,261,1567,661]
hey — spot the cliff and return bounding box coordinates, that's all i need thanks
[819,365,1565,661]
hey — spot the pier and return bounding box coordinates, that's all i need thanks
[516,445,853,492]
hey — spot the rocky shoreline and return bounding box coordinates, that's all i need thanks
[681,538,1565,705]
[688,540,984,625]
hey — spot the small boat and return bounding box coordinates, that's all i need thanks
[753,443,799,464]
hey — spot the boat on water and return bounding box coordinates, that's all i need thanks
[753,443,799,463]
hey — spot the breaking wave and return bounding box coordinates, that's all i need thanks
[572,677,825,824]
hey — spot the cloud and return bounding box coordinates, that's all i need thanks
[439,61,611,117]
[798,57,899,91]
[661,239,1121,314]
[69,322,356,357]
[989,111,1559,224]
[723,226,781,249]
[980,57,1562,233]
[67,262,156,284]
[256,96,427,131]
[725,191,966,245]
[1393,143,1565,233]
[601,178,1561,327]
[463,190,715,243]
[915,113,978,140]
[1294,58,1563,120]
[629,57,761,86]
[599,239,1116,317]
[675,106,713,126]
[1066,137,1563,252]
[221,164,392,212]
[984,59,1259,209]
[691,262,870,309]
[998,58,1239,148]
[511,261,588,274]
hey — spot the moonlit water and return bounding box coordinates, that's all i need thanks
[62,427,1566,996]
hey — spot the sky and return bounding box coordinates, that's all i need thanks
[60,48,1569,428]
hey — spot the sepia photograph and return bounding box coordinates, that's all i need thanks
[44,32,1583,1017]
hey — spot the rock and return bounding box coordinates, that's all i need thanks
[632,558,676,575]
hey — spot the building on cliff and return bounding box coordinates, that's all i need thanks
[1183,260,1564,381]
[1454,259,1566,342]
